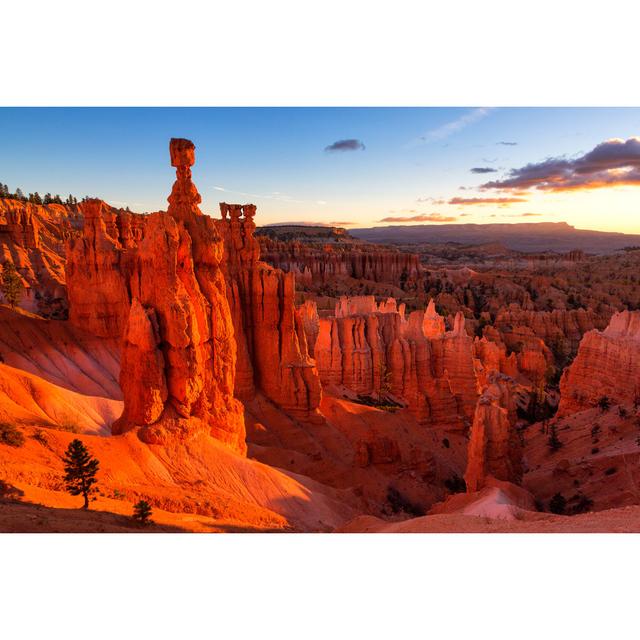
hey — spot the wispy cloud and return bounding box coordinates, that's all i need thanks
[416,196,446,204]
[324,139,365,152]
[497,141,518,146]
[378,213,457,223]
[415,108,492,144]
[213,185,324,206]
[262,220,356,227]
[449,196,527,205]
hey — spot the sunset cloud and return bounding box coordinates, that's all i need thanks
[324,139,365,152]
[449,196,527,205]
[481,137,640,192]
[470,167,497,174]
[378,213,457,223]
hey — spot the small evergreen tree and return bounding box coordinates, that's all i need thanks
[15,188,25,201]
[62,439,99,509]
[1,261,23,309]
[43,193,52,204]
[132,500,153,526]
[376,361,392,406]
[33,191,42,205]
[547,423,562,452]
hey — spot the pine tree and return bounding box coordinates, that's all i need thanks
[547,423,562,452]
[62,439,100,509]
[53,194,62,204]
[1,261,23,309]
[33,191,42,205]
[43,193,52,204]
[132,500,153,526]
[15,188,25,201]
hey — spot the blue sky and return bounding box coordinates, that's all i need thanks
[1,107,639,231]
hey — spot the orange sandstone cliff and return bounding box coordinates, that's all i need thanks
[558,310,640,415]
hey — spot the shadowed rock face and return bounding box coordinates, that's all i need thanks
[559,310,640,415]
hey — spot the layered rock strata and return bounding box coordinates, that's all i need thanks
[558,310,640,415]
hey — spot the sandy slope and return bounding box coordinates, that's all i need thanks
[339,505,640,533]
[0,426,355,532]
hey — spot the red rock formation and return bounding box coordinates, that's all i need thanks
[495,307,610,359]
[558,310,640,415]
[110,139,246,453]
[0,198,72,317]
[215,203,322,420]
[464,373,523,492]
[65,199,134,338]
[258,235,424,290]
[307,296,479,428]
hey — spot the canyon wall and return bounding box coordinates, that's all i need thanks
[304,297,479,429]
[0,198,74,317]
[494,307,610,360]
[558,310,640,415]
[258,236,424,291]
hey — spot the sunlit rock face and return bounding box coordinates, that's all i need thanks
[559,310,640,415]
[304,296,480,429]
[215,203,322,420]
[464,373,522,493]
[65,138,326,451]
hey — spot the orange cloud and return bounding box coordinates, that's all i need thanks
[449,197,527,205]
[378,213,457,223]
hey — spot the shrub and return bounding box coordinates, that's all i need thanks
[0,480,24,502]
[132,500,153,526]
[597,395,611,412]
[618,406,628,419]
[31,429,49,446]
[549,493,567,515]
[0,423,25,447]
[570,494,594,515]
[444,475,466,494]
[386,486,425,517]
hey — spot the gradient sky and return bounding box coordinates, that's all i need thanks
[0,107,639,232]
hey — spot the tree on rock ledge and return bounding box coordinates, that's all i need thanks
[1,261,23,309]
[62,439,100,509]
